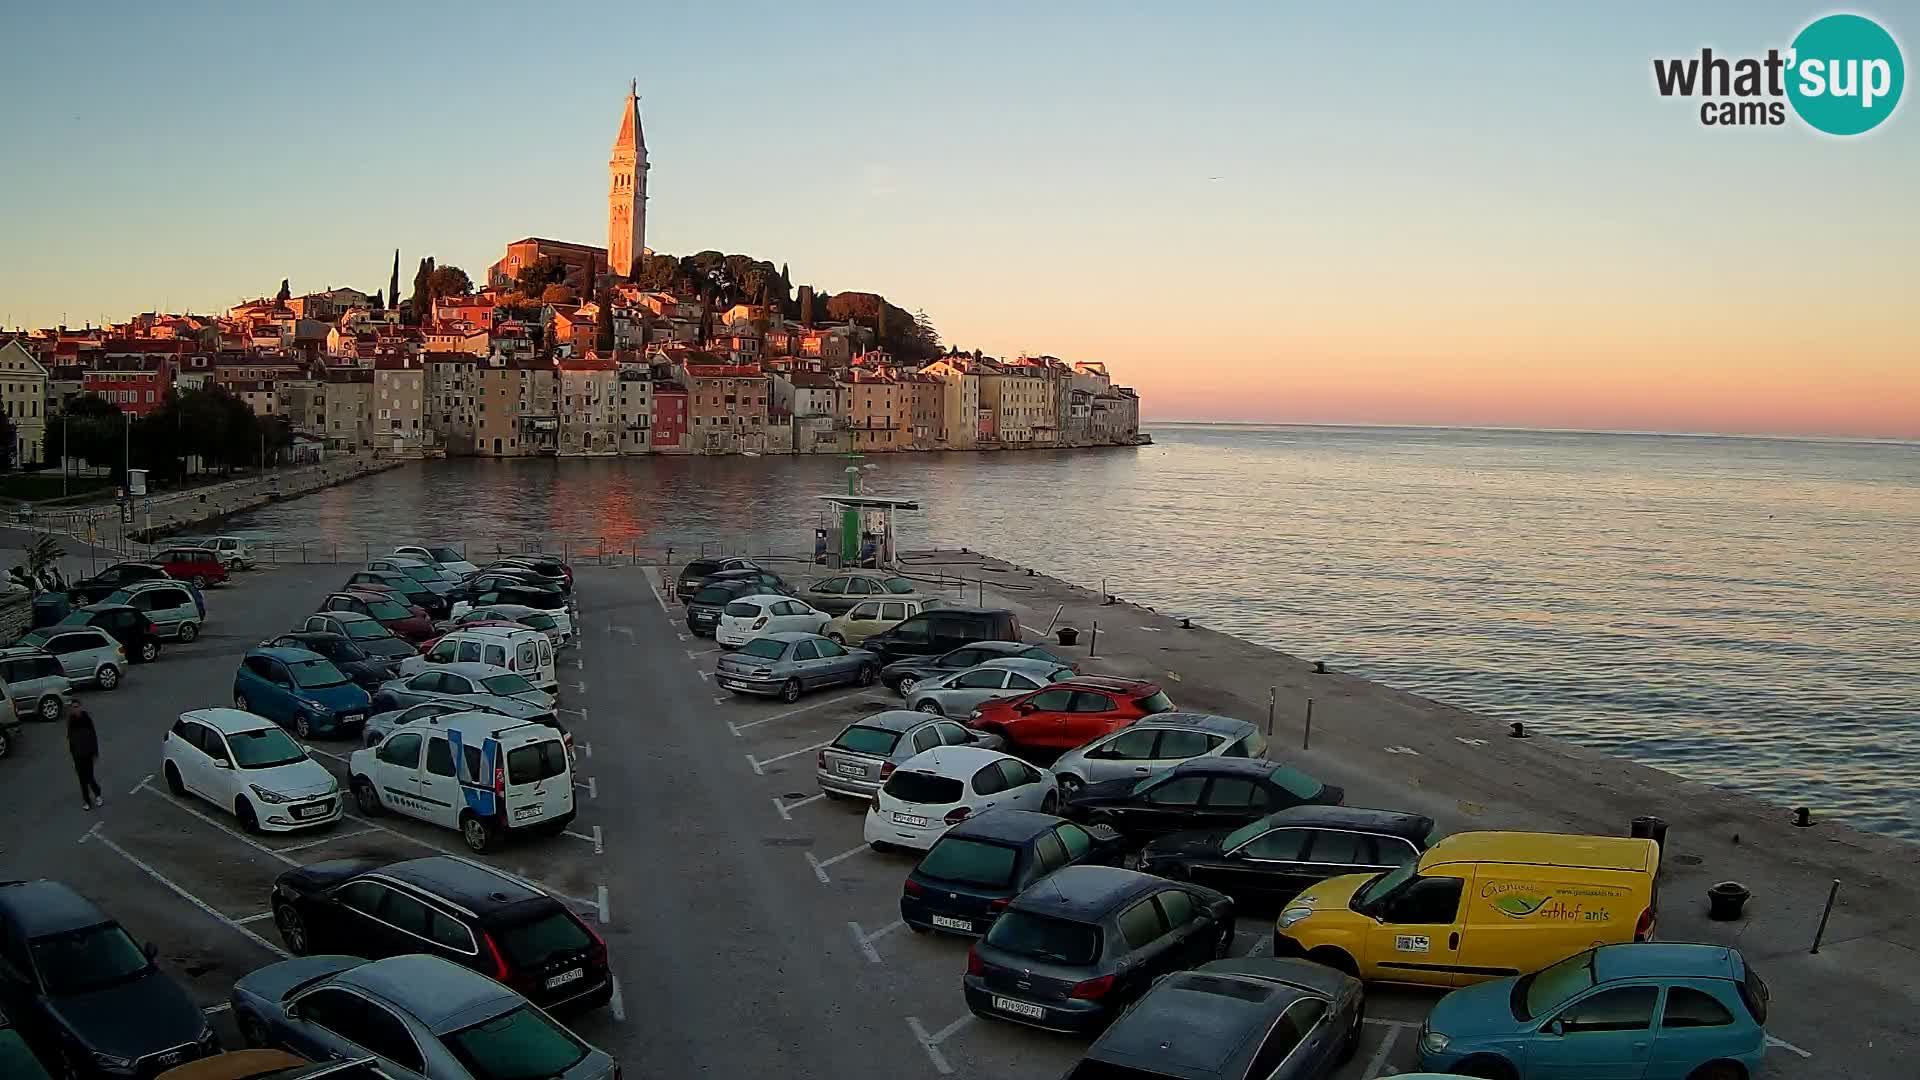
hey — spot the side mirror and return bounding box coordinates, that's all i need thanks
[1087,824,1121,844]
[1548,1018,1566,1037]
[211,759,233,769]
[1015,703,1037,715]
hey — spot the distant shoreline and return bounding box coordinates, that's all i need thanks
[1140,419,1920,447]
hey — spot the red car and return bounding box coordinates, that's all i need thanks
[322,589,436,643]
[153,546,229,588]
[965,676,1176,752]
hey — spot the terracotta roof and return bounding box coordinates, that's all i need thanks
[559,354,618,372]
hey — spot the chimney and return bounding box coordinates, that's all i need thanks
[798,285,814,327]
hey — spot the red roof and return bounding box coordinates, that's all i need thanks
[683,364,763,378]
[559,355,618,372]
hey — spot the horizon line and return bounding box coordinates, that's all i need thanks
[1141,419,1920,447]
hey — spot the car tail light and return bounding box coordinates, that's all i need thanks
[752,616,768,629]
[988,897,1010,913]
[494,760,507,800]
[1634,907,1656,941]
[1069,974,1115,1000]
[147,622,159,636]
[581,916,609,968]
[817,750,827,769]
[879,762,896,780]
[966,947,984,977]
[903,879,923,897]
[944,806,972,826]
[481,932,512,981]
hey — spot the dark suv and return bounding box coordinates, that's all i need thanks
[862,606,1023,664]
[675,557,759,602]
[54,603,163,663]
[267,855,611,1014]
[684,580,758,637]
[0,880,216,1077]
[66,563,170,606]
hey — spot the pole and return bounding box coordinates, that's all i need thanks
[1088,620,1099,658]
[1810,879,1841,953]
[1303,698,1314,750]
[976,577,983,605]
[1266,687,1275,737]
[62,412,69,498]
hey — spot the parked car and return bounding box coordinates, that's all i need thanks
[495,553,571,590]
[393,544,479,577]
[56,602,164,663]
[675,557,760,602]
[1139,805,1436,907]
[371,663,552,713]
[826,596,944,645]
[715,594,830,647]
[0,1005,53,1080]
[300,612,418,661]
[0,880,216,1078]
[465,567,566,600]
[450,584,573,638]
[446,604,566,647]
[0,647,73,722]
[190,536,256,571]
[15,626,125,690]
[365,558,456,596]
[233,647,374,740]
[865,746,1059,851]
[67,562,170,605]
[714,632,877,701]
[361,696,564,752]
[682,579,759,638]
[698,568,792,598]
[230,953,616,1080]
[342,571,446,617]
[0,706,17,759]
[152,547,230,588]
[162,708,342,833]
[882,640,1077,695]
[262,633,399,691]
[802,571,925,615]
[319,592,434,644]
[348,709,575,852]
[963,865,1235,1033]
[102,580,204,642]
[861,607,1026,665]
[405,625,556,693]
[1417,944,1768,1080]
[1068,958,1366,1080]
[818,710,1004,799]
[267,855,612,1013]
[1069,758,1344,840]
[1052,712,1271,797]
[967,675,1175,753]
[158,1050,382,1080]
[902,810,1126,937]
[907,658,1078,718]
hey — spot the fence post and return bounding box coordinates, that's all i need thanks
[1266,687,1276,737]
[1810,879,1841,953]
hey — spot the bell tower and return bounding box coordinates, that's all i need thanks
[608,80,648,279]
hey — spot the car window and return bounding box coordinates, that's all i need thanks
[425,738,456,777]
[884,770,965,804]
[882,577,916,594]
[334,996,424,1073]
[815,639,846,658]
[811,578,846,595]
[443,675,475,694]
[506,740,569,783]
[971,763,1007,796]
[1006,673,1044,690]
[1153,729,1213,759]
[1247,999,1327,1078]
[885,616,930,644]
[1242,828,1312,861]
[935,723,973,747]
[1056,823,1093,860]
[377,890,433,940]
[1559,986,1659,1032]
[428,910,475,953]
[1268,765,1327,803]
[1069,691,1116,713]
[378,732,422,768]
[1306,830,1377,866]
[428,640,458,662]
[292,987,367,1042]
[918,838,1020,888]
[833,725,901,755]
[484,645,507,667]
[1033,831,1069,873]
[1385,876,1465,925]
[1154,889,1197,927]
[847,601,880,620]
[1662,987,1735,1028]
[1116,899,1167,949]
[912,726,941,754]
[997,759,1038,789]
[738,639,788,660]
[1025,688,1076,712]
[1096,728,1161,760]
[1203,778,1261,809]
[942,648,984,667]
[952,669,1006,689]
[457,641,484,663]
[1224,731,1267,758]
[846,578,876,595]
[1143,776,1206,807]
[191,723,229,761]
[880,602,907,621]
[790,640,819,661]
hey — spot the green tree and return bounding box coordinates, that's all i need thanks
[276,278,291,302]
[515,256,571,296]
[427,264,472,299]
[409,256,436,321]
[540,283,576,305]
[0,411,15,470]
[389,249,401,313]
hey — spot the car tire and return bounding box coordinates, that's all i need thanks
[915,701,943,716]
[275,902,309,955]
[37,695,64,722]
[164,762,186,797]
[352,777,382,816]
[96,664,120,690]
[1339,1002,1364,1062]
[139,641,159,662]
[461,813,495,853]
[1454,1057,1518,1080]
[897,676,919,696]
[828,633,845,645]
[781,678,802,703]
[856,663,875,687]
[1308,947,1359,977]
[293,714,312,740]
[1687,1064,1746,1080]
[869,840,892,853]
[177,621,199,643]
[191,574,207,588]
[1056,775,1084,799]
[236,798,261,833]
[0,729,10,759]
[238,1011,271,1049]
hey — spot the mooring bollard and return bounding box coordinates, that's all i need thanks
[1088,620,1099,658]
[1265,687,1276,737]
[1810,878,1841,953]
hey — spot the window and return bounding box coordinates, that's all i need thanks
[1384,876,1464,925]
[952,669,1006,690]
[1153,730,1214,760]
[1116,900,1167,949]
[1024,688,1075,712]
[337,996,424,1072]
[997,759,1038,789]
[790,640,819,661]
[1154,889,1197,927]
[1306,830,1377,866]
[936,723,973,747]
[442,675,476,695]
[1239,828,1310,861]
[378,732,422,768]
[1203,778,1262,809]
[506,740,569,783]
[1662,987,1735,1028]
[815,639,846,658]
[1143,776,1206,807]
[426,738,455,777]
[1096,728,1161,760]
[484,645,507,667]
[912,726,941,754]
[1559,986,1658,1032]
[1056,823,1093,860]
[1248,999,1326,1077]
[1069,691,1116,713]
[456,641,484,663]
[879,602,907,621]
[919,838,1020,888]
[1033,831,1069,873]
[970,764,1007,796]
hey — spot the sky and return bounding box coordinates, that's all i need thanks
[1,2,1914,438]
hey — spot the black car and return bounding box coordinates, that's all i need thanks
[1067,958,1365,1080]
[492,555,571,592]
[1065,759,1344,842]
[684,580,758,637]
[269,855,611,1014]
[0,880,216,1078]
[903,810,1126,937]
[342,571,447,617]
[55,604,163,663]
[862,606,1025,665]
[473,564,569,596]
[700,568,794,596]
[65,563,170,606]
[963,865,1234,1033]
[879,638,1070,694]
[262,632,399,692]
[1138,806,1434,908]
[298,612,417,660]
[674,557,759,602]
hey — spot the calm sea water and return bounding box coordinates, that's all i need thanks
[229,426,1920,839]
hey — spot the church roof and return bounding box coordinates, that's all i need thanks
[613,81,645,150]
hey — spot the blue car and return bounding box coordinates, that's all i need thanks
[1417,943,1768,1080]
[233,646,374,740]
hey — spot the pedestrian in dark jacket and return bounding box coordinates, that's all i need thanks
[67,703,103,810]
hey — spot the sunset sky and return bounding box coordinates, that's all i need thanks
[1,3,1913,438]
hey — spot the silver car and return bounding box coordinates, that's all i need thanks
[105,579,204,642]
[1050,712,1269,797]
[0,646,73,721]
[17,626,125,690]
[906,657,1077,718]
[714,631,877,702]
[232,953,618,1080]
[449,603,567,647]
[817,709,1005,798]
[360,695,551,747]
[372,661,552,712]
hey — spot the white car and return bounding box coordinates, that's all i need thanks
[162,708,342,833]
[863,746,1059,852]
[349,709,574,852]
[394,544,480,577]
[196,536,255,570]
[716,594,831,648]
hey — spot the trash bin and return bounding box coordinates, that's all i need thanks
[1707,881,1751,921]
[1630,815,1669,851]
[31,593,71,629]
[1056,626,1079,647]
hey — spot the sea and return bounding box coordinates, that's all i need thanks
[228,425,1920,840]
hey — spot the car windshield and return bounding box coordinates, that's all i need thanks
[399,565,439,583]
[443,1005,587,1080]
[1353,860,1419,909]
[361,598,409,620]
[984,910,1100,966]
[494,909,593,968]
[722,601,762,618]
[917,838,1019,888]
[882,577,916,594]
[518,612,558,631]
[1137,690,1175,714]
[229,727,309,769]
[1516,949,1598,1021]
[289,658,351,688]
[1222,816,1273,851]
[29,923,151,995]
[1269,765,1325,800]
[344,620,392,641]
[737,639,788,660]
[833,725,901,755]
[482,673,537,696]
[427,546,462,563]
[692,586,737,604]
[884,770,965,806]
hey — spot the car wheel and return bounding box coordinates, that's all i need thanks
[293,714,312,740]
[139,641,159,662]
[856,663,875,687]
[897,676,919,696]
[828,633,845,645]
[461,813,495,853]
[164,762,186,797]
[352,777,382,816]
[868,840,892,853]
[781,678,802,703]
[1307,947,1359,977]
[37,695,64,722]
[1339,1002,1364,1062]
[274,902,309,955]
[1454,1056,1518,1080]
[235,798,261,833]
[0,729,10,759]
[238,1011,271,1049]
[1056,775,1084,799]
[1688,1064,1746,1080]
[191,574,207,588]
[96,664,120,690]
[915,700,943,716]
[177,621,199,643]
[1040,791,1059,814]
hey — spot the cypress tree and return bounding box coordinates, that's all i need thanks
[389,250,401,315]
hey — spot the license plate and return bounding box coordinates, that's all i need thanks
[719,678,745,689]
[932,915,972,932]
[339,713,363,724]
[836,763,866,777]
[992,997,1046,1020]
[545,967,584,989]
[893,812,928,827]
[157,1051,183,1067]
[294,803,328,820]
[513,805,542,820]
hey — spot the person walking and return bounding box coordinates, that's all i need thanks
[67,703,104,810]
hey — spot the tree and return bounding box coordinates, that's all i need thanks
[540,283,576,305]
[597,302,615,354]
[427,264,472,299]
[514,257,571,296]
[409,257,436,321]
[0,411,14,470]
[372,288,384,311]
[389,250,401,313]
[275,278,291,302]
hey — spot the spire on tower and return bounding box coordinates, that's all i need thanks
[613,79,644,150]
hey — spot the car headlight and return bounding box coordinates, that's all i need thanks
[250,784,292,805]
[1420,1030,1451,1055]
[301,699,329,713]
[1278,907,1313,928]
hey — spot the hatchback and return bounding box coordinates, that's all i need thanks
[683,579,758,637]
[16,627,124,690]
[1052,712,1270,797]
[1139,805,1436,907]
[319,592,435,643]
[862,606,1024,663]
[0,647,73,722]
[881,639,1077,696]
[825,596,943,646]
[193,536,256,570]
[153,547,229,588]
[714,632,877,701]
[162,709,341,833]
[233,647,374,739]
[371,663,552,713]
[56,602,164,663]
[906,658,1077,718]
[817,710,1005,799]
[968,675,1175,753]
[300,612,418,660]
[802,571,924,615]
[963,865,1235,1033]
[393,544,479,577]
[1068,758,1344,841]
[262,633,399,691]
[864,746,1058,851]
[902,810,1125,937]
[674,556,759,601]
[715,594,830,647]
[104,580,204,642]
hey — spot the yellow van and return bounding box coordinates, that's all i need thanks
[1272,831,1658,987]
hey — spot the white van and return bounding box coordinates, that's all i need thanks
[400,626,556,694]
[347,710,574,853]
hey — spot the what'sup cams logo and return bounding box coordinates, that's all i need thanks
[1654,13,1904,134]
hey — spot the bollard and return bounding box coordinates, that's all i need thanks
[1265,688,1275,737]
[1810,879,1841,953]
[1793,807,1813,828]
[1088,620,1099,658]
[977,578,984,605]
[1045,603,1064,635]
[1303,697,1313,750]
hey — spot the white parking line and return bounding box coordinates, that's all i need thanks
[140,784,299,867]
[773,792,826,821]
[130,773,153,796]
[804,842,871,884]
[697,670,712,680]
[302,744,352,765]
[849,919,904,963]
[727,689,869,736]
[596,885,611,924]
[84,825,289,959]
[609,976,626,1022]
[557,706,589,718]
[278,828,376,854]
[747,739,834,776]
[645,576,672,614]
[1363,1020,1402,1079]
[905,1014,970,1076]
[1767,1036,1813,1059]
[234,911,276,925]
[575,777,597,799]
[580,740,593,759]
